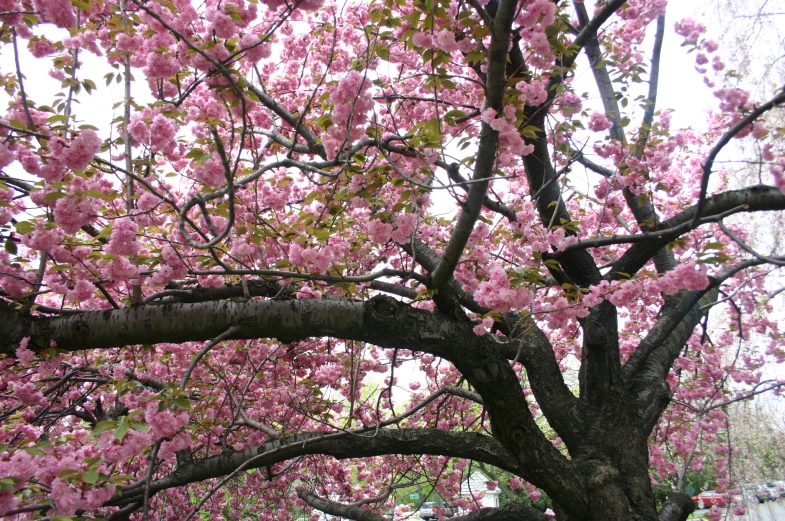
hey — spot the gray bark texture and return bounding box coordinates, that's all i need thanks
[4,1,785,520]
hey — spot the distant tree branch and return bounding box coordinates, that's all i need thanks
[609,185,785,280]
[109,430,527,507]
[429,0,518,290]
[692,89,785,226]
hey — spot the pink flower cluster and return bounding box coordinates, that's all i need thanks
[289,243,339,273]
[145,402,190,439]
[473,264,534,312]
[51,478,115,515]
[588,112,613,132]
[106,218,141,256]
[481,108,534,158]
[61,129,102,171]
[674,18,706,44]
[33,0,76,28]
[515,79,547,106]
[322,70,374,158]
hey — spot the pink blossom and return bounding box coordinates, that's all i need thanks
[149,114,177,151]
[62,129,101,171]
[21,224,65,254]
[106,218,140,256]
[16,337,35,364]
[588,112,613,132]
[137,191,162,212]
[100,257,140,281]
[193,158,226,187]
[0,141,13,169]
[412,32,433,49]
[762,143,775,162]
[481,107,497,125]
[435,29,460,53]
[240,33,271,63]
[145,402,189,438]
[0,491,18,517]
[14,381,43,405]
[54,196,99,234]
[209,11,236,39]
[98,428,153,463]
[675,18,705,44]
[29,37,56,57]
[66,279,95,302]
[145,52,180,79]
[33,0,76,28]
[127,114,150,146]
[367,220,393,244]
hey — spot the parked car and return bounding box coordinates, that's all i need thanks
[756,484,775,503]
[692,491,727,509]
[419,502,455,520]
[768,482,785,498]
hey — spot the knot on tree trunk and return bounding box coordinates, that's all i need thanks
[587,463,620,490]
[584,322,605,346]
[658,491,695,521]
[369,295,399,318]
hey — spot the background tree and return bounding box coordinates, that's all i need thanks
[0,1,785,521]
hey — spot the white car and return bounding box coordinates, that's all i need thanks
[419,502,455,520]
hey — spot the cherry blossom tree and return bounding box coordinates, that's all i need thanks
[1,0,785,520]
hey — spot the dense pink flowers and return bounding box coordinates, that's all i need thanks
[588,112,613,132]
[106,217,140,256]
[33,0,76,28]
[0,3,782,520]
[13,382,43,405]
[145,403,189,439]
[62,129,101,171]
[149,114,178,152]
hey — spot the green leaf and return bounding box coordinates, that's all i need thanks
[173,397,192,410]
[43,191,67,202]
[22,446,45,456]
[58,469,81,479]
[93,421,117,436]
[114,422,129,441]
[443,110,467,119]
[82,469,99,485]
[520,125,542,139]
[70,0,91,10]
[4,237,17,255]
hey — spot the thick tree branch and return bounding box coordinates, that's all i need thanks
[693,90,785,222]
[429,0,517,290]
[297,489,388,521]
[692,89,785,225]
[635,15,665,153]
[609,185,785,280]
[435,160,517,221]
[400,240,580,449]
[657,491,695,521]
[110,430,525,505]
[628,289,719,431]
[575,1,677,275]
[247,75,322,158]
